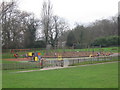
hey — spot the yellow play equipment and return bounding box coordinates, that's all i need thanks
[34,56,39,61]
[58,55,63,60]
[27,52,40,62]
[89,54,93,57]
[28,52,32,57]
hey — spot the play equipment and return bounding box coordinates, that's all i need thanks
[34,56,39,61]
[28,52,33,57]
[57,55,63,60]
[27,52,41,62]
[38,52,41,56]
[57,55,64,67]
[89,54,93,57]
[14,54,19,58]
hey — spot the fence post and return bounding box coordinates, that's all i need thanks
[91,57,93,64]
[110,56,113,61]
[78,59,79,63]
[40,59,43,69]
[104,56,106,62]
[98,56,99,62]
[73,60,74,65]
[61,60,64,67]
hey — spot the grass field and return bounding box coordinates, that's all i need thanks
[2,60,20,64]
[2,62,118,88]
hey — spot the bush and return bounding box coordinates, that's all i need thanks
[33,40,46,48]
[91,36,119,47]
[66,31,76,47]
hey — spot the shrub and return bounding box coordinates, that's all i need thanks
[91,36,119,47]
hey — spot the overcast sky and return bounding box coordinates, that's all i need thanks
[3,0,119,28]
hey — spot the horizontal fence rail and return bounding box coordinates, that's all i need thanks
[68,56,117,66]
[2,62,40,70]
[1,56,118,70]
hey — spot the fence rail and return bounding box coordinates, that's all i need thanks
[68,56,117,66]
[1,56,118,70]
[2,62,40,70]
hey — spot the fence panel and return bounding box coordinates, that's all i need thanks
[2,56,117,70]
[2,62,40,70]
[68,56,116,66]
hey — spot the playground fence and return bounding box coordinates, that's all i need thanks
[2,56,118,70]
[68,56,116,66]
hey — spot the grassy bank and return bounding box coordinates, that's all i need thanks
[2,62,118,88]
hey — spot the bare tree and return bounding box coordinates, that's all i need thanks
[41,0,53,48]
[48,16,69,48]
[40,0,69,48]
[1,1,39,49]
[1,1,17,48]
[24,15,40,48]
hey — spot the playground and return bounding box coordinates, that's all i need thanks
[2,47,119,69]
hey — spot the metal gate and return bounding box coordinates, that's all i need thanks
[41,60,64,68]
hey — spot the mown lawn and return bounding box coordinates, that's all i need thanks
[55,46,119,52]
[2,60,20,64]
[2,62,118,88]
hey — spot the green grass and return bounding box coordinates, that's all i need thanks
[56,46,119,52]
[2,60,20,64]
[2,62,118,88]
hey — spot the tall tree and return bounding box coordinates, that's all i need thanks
[41,0,53,47]
[1,1,39,49]
[49,16,69,48]
[1,1,17,48]
[40,0,69,48]
[24,16,39,48]
[66,31,76,47]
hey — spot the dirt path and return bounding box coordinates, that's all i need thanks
[3,58,31,61]
[110,53,120,57]
[15,61,118,73]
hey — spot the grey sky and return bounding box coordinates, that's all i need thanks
[3,0,119,28]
